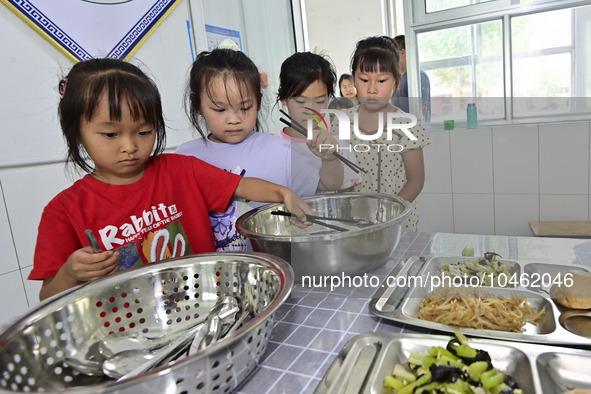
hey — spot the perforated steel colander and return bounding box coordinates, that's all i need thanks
[0,252,293,393]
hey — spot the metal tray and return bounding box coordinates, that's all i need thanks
[369,255,591,347]
[315,332,591,394]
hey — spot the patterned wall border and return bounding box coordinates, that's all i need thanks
[109,0,177,59]
[1,0,182,62]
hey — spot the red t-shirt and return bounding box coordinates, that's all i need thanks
[29,154,242,280]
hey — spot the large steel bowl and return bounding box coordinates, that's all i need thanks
[236,193,411,279]
[0,252,293,393]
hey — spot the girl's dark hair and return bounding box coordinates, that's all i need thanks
[328,97,354,110]
[393,35,406,50]
[338,73,354,96]
[59,58,166,173]
[277,52,336,101]
[187,49,262,139]
[351,36,401,90]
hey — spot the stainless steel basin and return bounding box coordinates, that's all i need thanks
[236,193,411,279]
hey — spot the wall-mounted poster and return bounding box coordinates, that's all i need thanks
[205,24,242,51]
[1,0,182,62]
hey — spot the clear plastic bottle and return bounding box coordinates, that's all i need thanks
[467,103,478,129]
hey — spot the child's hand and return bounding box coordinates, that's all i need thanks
[283,192,315,229]
[305,129,345,191]
[40,247,120,300]
[63,247,119,283]
[306,128,339,160]
[233,178,317,228]
[39,247,120,301]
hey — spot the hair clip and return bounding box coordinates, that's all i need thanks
[217,39,240,51]
[59,78,68,99]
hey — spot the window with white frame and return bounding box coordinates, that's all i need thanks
[401,0,591,124]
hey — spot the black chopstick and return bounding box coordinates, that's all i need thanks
[270,210,347,232]
[280,117,366,175]
[85,229,102,253]
[272,210,361,224]
[279,109,367,174]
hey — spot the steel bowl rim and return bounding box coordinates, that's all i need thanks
[236,192,412,242]
[0,252,294,390]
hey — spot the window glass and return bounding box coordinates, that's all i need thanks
[417,21,504,123]
[512,6,591,118]
[407,0,590,123]
[425,0,495,13]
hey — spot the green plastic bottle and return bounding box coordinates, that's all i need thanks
[467,103,478,128]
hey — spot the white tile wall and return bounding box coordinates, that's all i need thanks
[539,122,589,195]
[1,164,75,269]
[450,128,494,194]
[423,122,591,237]
[20,265,41,311]
[494,194,539,236]
[0,270,30,326]
[0,182,19,274]
[492,125,539,194]
[0,163,74,326]
[417,193,454,233]
[452,194,495,235]
[540,195,589,221]
[423,130,452,193]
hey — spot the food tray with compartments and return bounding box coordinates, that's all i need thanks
[369,255,591,347]
[314,332,591,394]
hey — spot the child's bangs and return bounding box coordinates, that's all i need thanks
[112,74,161,126]
[285,69,320,99]
[356,49,397,75]
[85,72,161,126]
[204,70,258,105]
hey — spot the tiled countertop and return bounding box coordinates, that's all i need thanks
[235,231,591,394]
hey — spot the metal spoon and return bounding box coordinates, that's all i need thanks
[102,324,202,379]
[64,356,103,376]
[97,317,206,358]
[107,296,239,380]
[64,341,106,376]
[188,299,240,355]
[225,303,252,336]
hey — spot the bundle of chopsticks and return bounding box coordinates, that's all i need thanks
[271,210,347,232]
[279,109,367,174]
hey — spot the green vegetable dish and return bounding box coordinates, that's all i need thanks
[383,332,522,394]
[440,252,514,287]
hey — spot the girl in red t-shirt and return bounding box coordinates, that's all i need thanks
[31,58,313,300]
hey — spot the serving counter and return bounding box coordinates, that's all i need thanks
[234,231,591,394]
